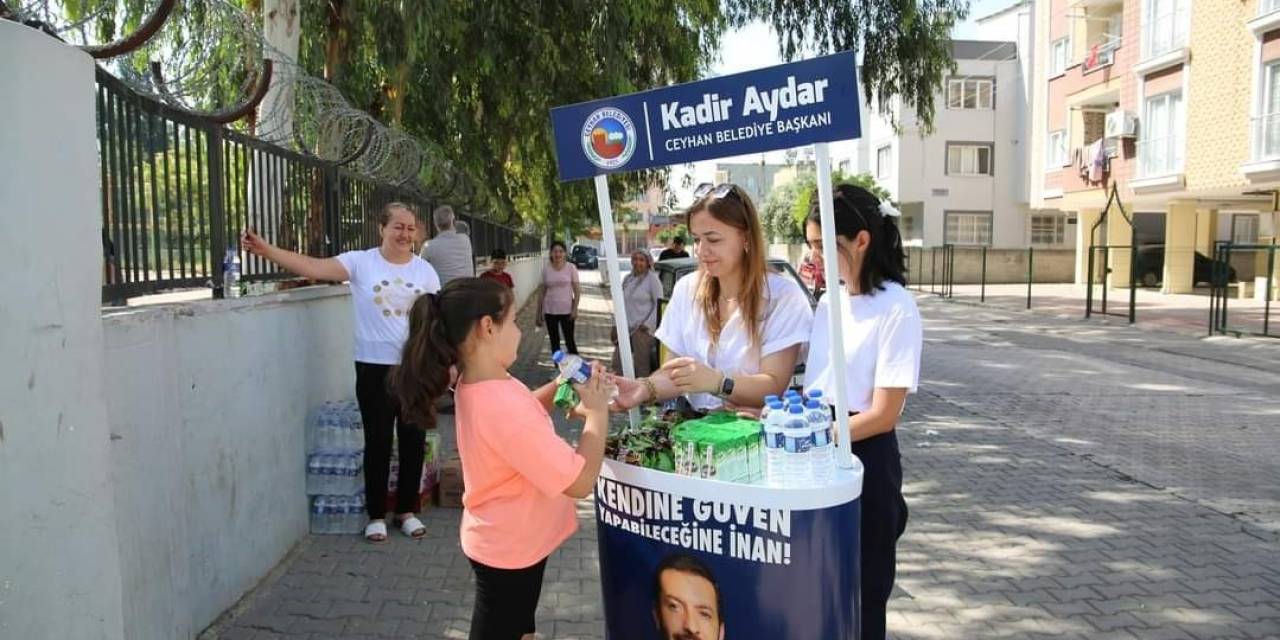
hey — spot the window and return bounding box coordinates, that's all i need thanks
[1047,130,1068,168]
[837,159,852,174]
[1139,91,1184,176]
[1143,0,1188,60]
[1256,62,1280,160]
[876,146,892,178]
[1232,214,1259,244]
[947,78,994,109]
[1050,38,1071,76]
[1030,215,1066,246]
[1265,0,1280,15]
[947,143,994,176]
[945,211,993,246]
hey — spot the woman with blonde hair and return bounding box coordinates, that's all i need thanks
[613,183,812,413]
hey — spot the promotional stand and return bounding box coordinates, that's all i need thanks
[551,51,866,639]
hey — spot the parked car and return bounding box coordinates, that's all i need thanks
[599,254,632,288]
[1134,245,1237,288]
[569,244,598,269]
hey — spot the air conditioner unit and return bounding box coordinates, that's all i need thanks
[1105,110,1137,138]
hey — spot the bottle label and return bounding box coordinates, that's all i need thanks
[784,434,812,454]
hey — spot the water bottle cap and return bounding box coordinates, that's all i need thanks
[764,394,779,403]
[805,399,822,409]
[789,405,804,414]
[808,390,824,399]
[767,400,784,410]
[784,390,801,397]
[552,350,565,363]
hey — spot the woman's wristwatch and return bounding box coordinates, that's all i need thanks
[714,374,735,398]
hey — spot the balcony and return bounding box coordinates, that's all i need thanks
[1241,113,1280,181]
[1081,40,1120,74]
[1132,134,1185,192]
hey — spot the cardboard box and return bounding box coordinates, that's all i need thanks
[436,456,464,508]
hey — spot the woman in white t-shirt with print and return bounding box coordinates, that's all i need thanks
[243,203,440,543]
[614,183,812,413]
[802,184,922,640]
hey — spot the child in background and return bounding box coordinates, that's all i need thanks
[480,248,514,289]
[391,278,610,640]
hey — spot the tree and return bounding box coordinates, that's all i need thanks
[760,171,890,243]
[726,0,968,132]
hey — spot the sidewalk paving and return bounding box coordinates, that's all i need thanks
[205,271,1280,639]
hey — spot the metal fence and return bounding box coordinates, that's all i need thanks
[1085,244,1138,324]
[1209,242,1278,339]
[908,245,1042,310]
[97,67,539,304]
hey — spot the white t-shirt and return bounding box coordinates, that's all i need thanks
[655,271,813,411]
[336,248,441,365]
[803,282,922,413]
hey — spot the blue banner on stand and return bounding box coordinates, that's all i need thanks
[551,51,860,181]
[594,461,863,639]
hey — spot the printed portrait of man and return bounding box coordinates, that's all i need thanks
[652,553,725,640]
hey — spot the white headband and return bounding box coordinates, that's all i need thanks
[878,201,901,218]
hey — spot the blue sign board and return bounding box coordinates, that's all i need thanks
[551,51,861,181]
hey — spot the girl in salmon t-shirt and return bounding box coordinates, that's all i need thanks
[391,277,611,640]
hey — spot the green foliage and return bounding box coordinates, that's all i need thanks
[760,170,890,243]
[64,0,962,229]
[656,224,689,245]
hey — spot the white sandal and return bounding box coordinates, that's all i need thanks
[364,520,388,543]
[397,515,426,538]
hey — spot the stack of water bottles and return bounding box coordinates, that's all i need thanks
[760,389,836,488]
[307,400,367,534]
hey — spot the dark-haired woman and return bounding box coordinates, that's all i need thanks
[535,241,581,356]
[802,184,922,640]
[243,203,439,543]
[612,183,812,414]
[391,278,611,640]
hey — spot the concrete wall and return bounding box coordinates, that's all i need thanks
[103,288,354,639]
[0,22,127,639]
[907,247,1075,284]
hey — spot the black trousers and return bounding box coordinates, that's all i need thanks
[354,362,426,519]
[852,430,909,640]
[468,557,548,640]
[544,313,578,355]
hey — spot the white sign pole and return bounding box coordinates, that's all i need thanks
[813,143,855,469]
[594,174,640,428]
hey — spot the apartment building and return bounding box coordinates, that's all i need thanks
[836,36,1066,249]
[1031,0,1280,293]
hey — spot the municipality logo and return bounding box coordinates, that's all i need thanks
[581,107,637,170]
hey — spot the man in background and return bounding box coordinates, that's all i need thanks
[421,205,474,284]
[658,236,689,261]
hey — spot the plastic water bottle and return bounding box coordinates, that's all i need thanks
[552,350,591,383]
[805,399,834,486]
[310,496,324,533]
[807,389,824,403]
[306,455,321,494]
[762,400,786,487]
[782,404,814,487]
[223,247,241,298]
[784,389,802,404]
[352,494,366,530]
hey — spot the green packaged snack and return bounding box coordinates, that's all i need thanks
[553,380,578,410]
[671,412,763,484]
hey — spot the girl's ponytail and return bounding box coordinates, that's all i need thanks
[392,278,513,426]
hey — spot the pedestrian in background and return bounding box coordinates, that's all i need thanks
[243,202,437,543]
[480,248,514,289]
[611,249,663,377]
[422,205,474,285]
[535,241,581,356]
